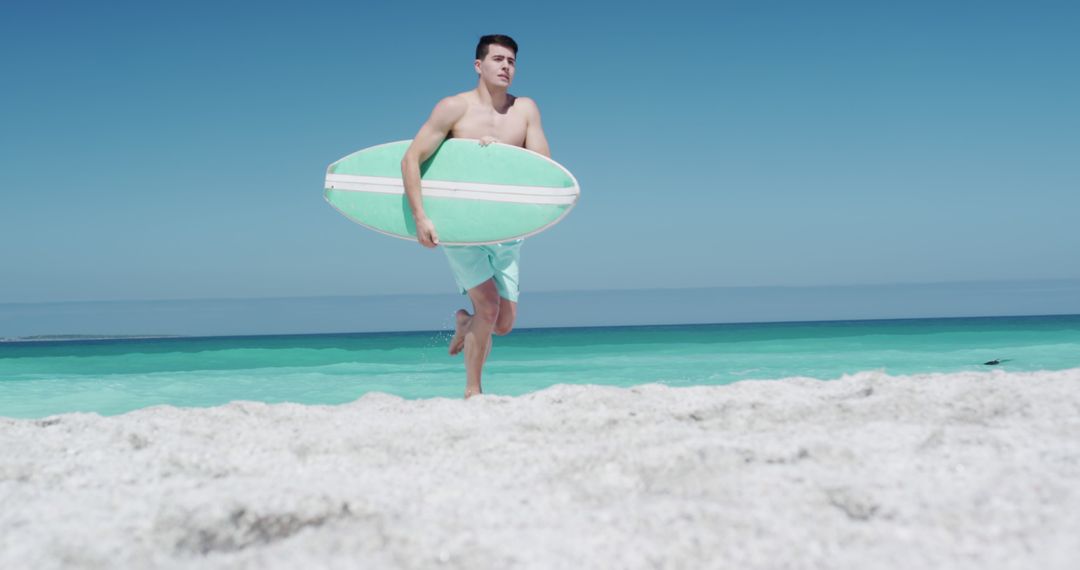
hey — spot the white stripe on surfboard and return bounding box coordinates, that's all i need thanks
[326,184,577,206]
[325,174,578,197]
[325,175,577,205]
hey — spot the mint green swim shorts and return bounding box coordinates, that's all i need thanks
[442,239,523,302]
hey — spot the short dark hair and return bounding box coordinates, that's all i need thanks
[476,35,518,60]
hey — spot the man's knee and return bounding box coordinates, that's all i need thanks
[493,300,516,335]
[476,304,500,326]
[472,294,501,325]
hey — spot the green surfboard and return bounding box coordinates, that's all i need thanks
[324,139,580,245]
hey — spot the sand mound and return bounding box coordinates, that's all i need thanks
[2,369,1079,569]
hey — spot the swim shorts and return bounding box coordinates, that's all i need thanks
[442,239,523,302]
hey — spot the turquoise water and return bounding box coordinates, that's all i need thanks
[2,315,1079,419]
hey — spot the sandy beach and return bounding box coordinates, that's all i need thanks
[2,369,1079,569]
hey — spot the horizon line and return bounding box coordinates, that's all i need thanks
[4,277,1079,306]
[4,312,1080,345]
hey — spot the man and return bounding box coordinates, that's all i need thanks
[400,35,550,399]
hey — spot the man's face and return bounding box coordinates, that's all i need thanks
[475,44,516,88]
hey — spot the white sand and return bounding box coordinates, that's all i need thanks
[2,369,1079,569]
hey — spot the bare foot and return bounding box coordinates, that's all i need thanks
[464,387,482,399]
[448,309,470,356]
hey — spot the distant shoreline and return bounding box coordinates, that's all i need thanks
[1,334,187,343]
[4,279,1079,340]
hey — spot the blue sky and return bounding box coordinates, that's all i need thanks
[2,0,1078,305]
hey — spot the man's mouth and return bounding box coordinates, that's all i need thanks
[498,74,509,80]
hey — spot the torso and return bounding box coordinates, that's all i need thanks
[447,92,529,147]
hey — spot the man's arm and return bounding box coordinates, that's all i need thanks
[401,96,466,247]
[520,97,550,158]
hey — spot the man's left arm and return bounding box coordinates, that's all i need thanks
[521,98,550,158]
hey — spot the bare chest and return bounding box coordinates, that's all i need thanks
[450,103,528,146]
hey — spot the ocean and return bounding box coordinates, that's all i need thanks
[2,314,1078,419]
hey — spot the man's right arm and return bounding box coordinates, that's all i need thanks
[401,96,466,248]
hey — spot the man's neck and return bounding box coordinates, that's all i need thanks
[475,82,511,112]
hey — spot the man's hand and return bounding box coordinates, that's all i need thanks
[479,135,500,147]
[415,217,440,248]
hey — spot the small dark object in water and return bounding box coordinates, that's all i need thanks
[984,359,1001,366]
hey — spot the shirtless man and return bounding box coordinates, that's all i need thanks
[400,35,550,399]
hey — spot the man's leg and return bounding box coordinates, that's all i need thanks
[448,279,501,398]
[451,291,517,351]
[493,296,517,336]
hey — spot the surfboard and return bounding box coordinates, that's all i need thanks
[324,139,580,245]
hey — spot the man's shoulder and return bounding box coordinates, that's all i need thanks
[513,95,539,108]
[435,92,471,111]
[512,96,541,117]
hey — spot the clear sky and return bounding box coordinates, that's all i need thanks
[2,0,1078,304]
